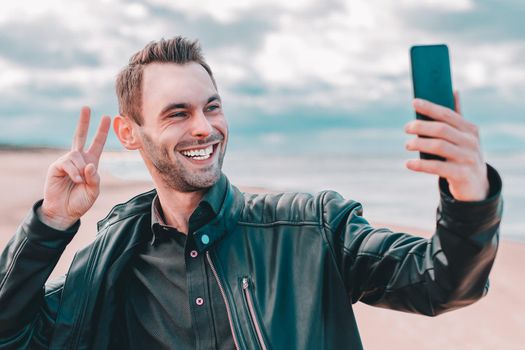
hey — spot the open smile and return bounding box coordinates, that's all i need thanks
[178,143,220,163]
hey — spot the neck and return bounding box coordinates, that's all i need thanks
[154,181,207,235]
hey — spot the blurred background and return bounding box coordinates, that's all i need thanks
[0,0,523,348]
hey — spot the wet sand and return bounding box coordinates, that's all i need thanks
[0,149,522,349]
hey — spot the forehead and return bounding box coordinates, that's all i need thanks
[142,62,217,114]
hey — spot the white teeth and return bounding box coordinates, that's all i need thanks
[192,154,211,160]
[180,144,214,159]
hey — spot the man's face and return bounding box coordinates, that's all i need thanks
[137,62,228,192]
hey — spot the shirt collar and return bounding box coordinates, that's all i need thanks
[150,172,228,246]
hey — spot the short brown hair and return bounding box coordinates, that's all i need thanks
[115,36,216,125]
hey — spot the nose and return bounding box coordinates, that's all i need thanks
[191,110,213,138]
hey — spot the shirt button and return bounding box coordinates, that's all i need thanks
[201,234,210,245]
[195,297,204,306]
[190,250,198,258]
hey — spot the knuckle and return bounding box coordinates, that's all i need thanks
[57,153,70,163]
[436,123,449,135]
[460,153,476,165]
[69,150,87,166]
[465,134,480,148]
[431,140,446,153]
[67,150,80,162]
[443,108,455,120]
[467,122,479,136]
[472,125,480,137]
[60,159,73,171]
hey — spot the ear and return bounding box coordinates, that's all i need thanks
[113,115,141,150]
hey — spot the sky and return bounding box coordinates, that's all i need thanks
[0,0,524,154]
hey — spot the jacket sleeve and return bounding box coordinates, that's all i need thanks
[0,200,78,349]
[321,164,502,316]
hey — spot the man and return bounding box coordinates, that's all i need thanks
[0,37,502,349]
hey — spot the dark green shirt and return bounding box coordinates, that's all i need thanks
[118,174,235,350]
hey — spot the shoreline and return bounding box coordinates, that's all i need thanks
[1,148,523,349]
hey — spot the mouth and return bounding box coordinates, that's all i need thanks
[178,142,220,163]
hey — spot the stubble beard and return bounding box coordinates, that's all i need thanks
[141,131,225,192]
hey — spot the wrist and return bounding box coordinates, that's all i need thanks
[38,204,79,231]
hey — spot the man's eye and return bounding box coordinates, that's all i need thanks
[170,112,187,118]
[206,104,220,112]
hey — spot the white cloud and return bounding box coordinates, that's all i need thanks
[146,0,317,23]
[0,0,523,121]
[243,0,413,110]
[124,2,149,19]
[0,58,30,92]
[454,42,525,98]
[398,0,475,11]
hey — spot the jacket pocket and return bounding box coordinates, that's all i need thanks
[241,276,269,350]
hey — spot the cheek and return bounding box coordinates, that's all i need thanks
[213,116,229,138]
[158,127,184,145]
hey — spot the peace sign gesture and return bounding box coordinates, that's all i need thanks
[39,107,111,230]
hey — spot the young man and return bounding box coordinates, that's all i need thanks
[0,37,502,349]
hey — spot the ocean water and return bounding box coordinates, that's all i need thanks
[101,150,524,243]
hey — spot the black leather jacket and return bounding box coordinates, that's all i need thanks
[0,167,502,349]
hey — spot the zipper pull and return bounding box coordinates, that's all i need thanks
[242,277,249,290]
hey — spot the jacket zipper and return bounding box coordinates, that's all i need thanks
[242,277,268,350]
[206,251,241,350]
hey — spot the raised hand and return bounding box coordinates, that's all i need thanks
[404,92,489,202]
[39,107,111,230]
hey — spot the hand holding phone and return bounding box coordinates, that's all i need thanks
[405,44,490,201]
[410,44,455,161]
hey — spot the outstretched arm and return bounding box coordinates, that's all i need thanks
[322,94,502,315]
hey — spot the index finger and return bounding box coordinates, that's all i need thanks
[72,106,91,151]
[413,99,469,132]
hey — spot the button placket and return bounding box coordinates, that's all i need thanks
[185,236,214,349]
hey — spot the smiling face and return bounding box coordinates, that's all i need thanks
[136,62,228,192]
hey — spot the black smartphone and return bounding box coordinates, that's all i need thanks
[409,44,455,161]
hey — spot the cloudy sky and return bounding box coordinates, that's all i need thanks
[0,0,523,153]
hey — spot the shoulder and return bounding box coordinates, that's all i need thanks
[238,190,358,225]
[96,189,156,232]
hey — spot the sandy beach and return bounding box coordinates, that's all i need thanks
[0,148,523,349]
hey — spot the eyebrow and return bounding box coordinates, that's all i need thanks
[207,94,221,104]
[159,94,222,116]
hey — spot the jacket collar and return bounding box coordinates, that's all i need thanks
[96,172,244,252]
[191,173,244,252]
[149,172,228,246]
